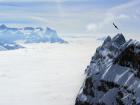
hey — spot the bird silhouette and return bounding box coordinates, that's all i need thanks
[113,22,119,30]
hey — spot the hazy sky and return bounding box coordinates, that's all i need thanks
[0,0,139,38]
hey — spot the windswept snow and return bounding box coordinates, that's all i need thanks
[0,37,99,105]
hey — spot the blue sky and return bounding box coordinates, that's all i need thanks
[0,0,139,38]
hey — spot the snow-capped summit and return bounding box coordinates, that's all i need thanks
[42,27,66,43]
[75,34,140,105]
[0,24,66,44]
[0,24,19,31]
[0,24,7,30]
[0,24,66,50]
[102,36,111,45]
[45,27,57,36]
[112,33,126,46]
[44,27,58,39]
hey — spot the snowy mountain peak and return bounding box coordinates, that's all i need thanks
[45,27,57,36]
[102,36,111,45]
[0,24,66,44]
[112,33,126,46]
[75,34,140,105]
[0,24,7,30]
[0,25,66,50]
[46,27,54,31]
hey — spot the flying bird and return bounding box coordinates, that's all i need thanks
[113,22,119,30]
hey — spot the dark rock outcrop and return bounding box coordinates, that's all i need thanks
[75,33,140,105]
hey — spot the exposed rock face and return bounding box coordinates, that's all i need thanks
[75,34,140,105]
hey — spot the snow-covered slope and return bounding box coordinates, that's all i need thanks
[0,24,66,44]
[75,34,140,105]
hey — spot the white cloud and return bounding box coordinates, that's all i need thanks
[118,14,129,19]
[109,0,140,12]
[85,0,140,36]
[0,38,100,105]
[86,23,97,32]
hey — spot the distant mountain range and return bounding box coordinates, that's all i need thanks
[0,24,66,51]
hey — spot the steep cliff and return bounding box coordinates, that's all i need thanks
[75,34,140,105]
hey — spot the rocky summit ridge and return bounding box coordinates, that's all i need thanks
[75,33,140,105]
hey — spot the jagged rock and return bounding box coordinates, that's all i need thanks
[75,33,140,105]
[102,36,111,45]
[112,33,126,46]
